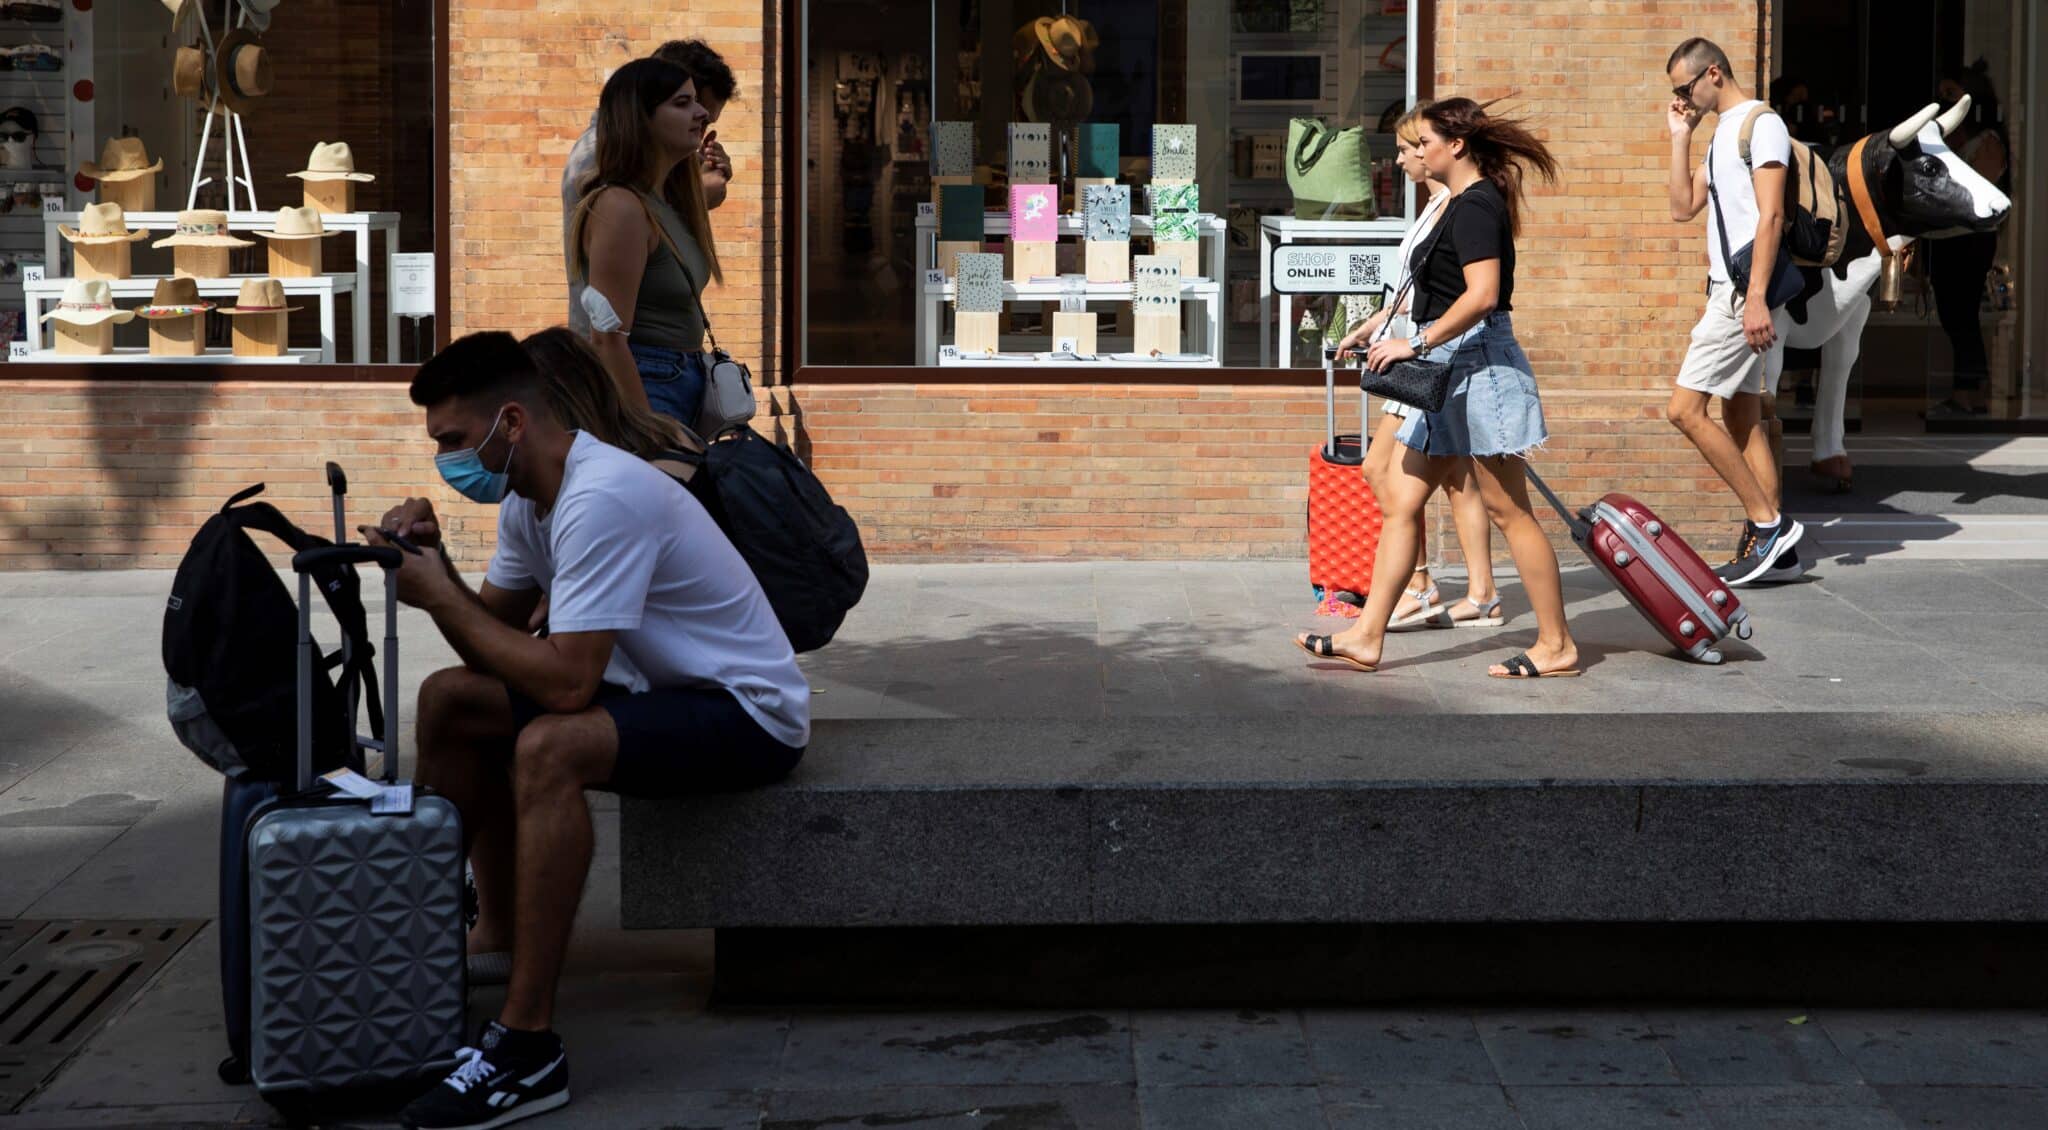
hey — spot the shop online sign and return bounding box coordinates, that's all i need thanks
[1271,244,1400,295]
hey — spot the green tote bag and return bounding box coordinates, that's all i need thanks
[1286,117,1376,221]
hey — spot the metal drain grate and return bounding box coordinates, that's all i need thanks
[0,919,204,1112]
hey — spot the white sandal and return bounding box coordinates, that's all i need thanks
[1387,585,1443,631]
[1428,595,1505,629]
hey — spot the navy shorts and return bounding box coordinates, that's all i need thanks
[507,683,803,796]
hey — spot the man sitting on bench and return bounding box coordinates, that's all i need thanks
[368,331,808,1129]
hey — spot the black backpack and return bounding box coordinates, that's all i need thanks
[163,483,380,782]
[656,428,868,652]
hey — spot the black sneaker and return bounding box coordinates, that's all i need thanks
[1757,542,1807,584]
[401,1021,569,1129]
[1715,518,1806,587]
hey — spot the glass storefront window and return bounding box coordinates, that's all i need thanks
[801,0,1421,369]
[0,0,433,367]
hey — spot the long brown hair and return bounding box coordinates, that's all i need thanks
[1420,97,1558,237]
[519,327,692,459]
[569,57,723,285]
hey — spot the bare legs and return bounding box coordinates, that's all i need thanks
[1468,456,1577,677]
[1362,412,1496,618]
[1668,387,1780,525]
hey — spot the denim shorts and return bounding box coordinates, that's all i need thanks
[630,342,707,432]
[1395,313,1548,458]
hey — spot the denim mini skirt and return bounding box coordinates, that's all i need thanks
[629,342,707,431]
[1395,312,1548,458]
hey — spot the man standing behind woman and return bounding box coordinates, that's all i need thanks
[1298,98,1579,680]
[565,43,732,429]
[1336,102,1502,632]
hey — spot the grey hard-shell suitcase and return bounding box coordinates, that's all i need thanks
[241,467,467,1102]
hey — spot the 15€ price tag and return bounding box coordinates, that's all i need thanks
[8,341,30,361]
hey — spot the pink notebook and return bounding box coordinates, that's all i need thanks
[1008,184,1057,242]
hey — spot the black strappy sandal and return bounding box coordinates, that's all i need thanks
[1295,633,1378,673]
[1489,652,1582,680]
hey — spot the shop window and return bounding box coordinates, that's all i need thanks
[0,0,434,368]
[800,0,1423,370]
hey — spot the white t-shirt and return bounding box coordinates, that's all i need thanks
[1704,100,1791,284]
[485,432,811,749]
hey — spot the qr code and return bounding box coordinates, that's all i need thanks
[1348,253,1384,291]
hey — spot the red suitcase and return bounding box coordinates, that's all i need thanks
[1527,467,1752,664]
[1307,346,1382,615]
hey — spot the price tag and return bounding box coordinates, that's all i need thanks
[939,345,959,361]
[916,202,936,217]
[1055,337,1078,354]
[924,269,946,287]
[40,196,63,216]
[21,263,44,284]
[8,341,30,361]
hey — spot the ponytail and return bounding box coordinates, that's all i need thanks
[1421,97,1558,237]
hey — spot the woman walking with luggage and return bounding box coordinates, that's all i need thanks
[1336,102,1502,631]
[569,57,723,430]
[1297,97,1579,679]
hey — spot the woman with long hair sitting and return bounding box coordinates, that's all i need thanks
[568,57,723,430]
[1298,97,1580,680]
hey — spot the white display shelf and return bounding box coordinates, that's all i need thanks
[1257,214,1410,369]
[913,212,1229,367]
[937,351,1220,369]
[11,347,320,364]
[44,210,403,364]
[23,273,354,362]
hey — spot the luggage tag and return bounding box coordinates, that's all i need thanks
[322,768,384,799]
[370,783,414,816]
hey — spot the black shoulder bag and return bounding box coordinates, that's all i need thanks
[1706,148,1802,310]
[1358,197,1459,413]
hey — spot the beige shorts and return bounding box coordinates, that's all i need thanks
[1676,281,1792,400]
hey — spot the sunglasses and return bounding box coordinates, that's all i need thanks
[0,131,31,143]
[1673,67,1713,101]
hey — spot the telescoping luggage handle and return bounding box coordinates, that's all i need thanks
[1322,345,1369,462]
[289,462,404,794]
[1521,464,1594,544]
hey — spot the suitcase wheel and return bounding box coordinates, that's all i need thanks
[1700,649,1724,665]
[217,1054,249,1085]
[1734,619,1754,641]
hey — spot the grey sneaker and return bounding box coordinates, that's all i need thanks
[1715,518,1805,587]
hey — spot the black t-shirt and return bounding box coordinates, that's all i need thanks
[1409,179,1514,323]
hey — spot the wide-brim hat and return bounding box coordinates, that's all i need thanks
[289,141,374,183]
[241,0,279,33]
[59,202,149,244]
[172,46,207,100]
[136,277,214,319]
[217,278,301,315]
[215,29,272,114]
[161,0,195,31]
[41,280,135,326]
[255,205,330,240]
[152,210,254,249]
[79,137,164,183]
[1033,15,1096,71]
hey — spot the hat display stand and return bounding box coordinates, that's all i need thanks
[267,238,318,278]
[172,245,234,280]
[148,315,205,356]
[100,178,156,213]
[301,179,353,215]
[54,321,113,355]
[229,312,285,357]
[74,242,132,281]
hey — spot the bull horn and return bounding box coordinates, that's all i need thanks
[1937,93,1972,137]
[1890,102,1941,147]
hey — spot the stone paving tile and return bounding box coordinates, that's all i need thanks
[1319,1083,1525,1130]
[777,1012,1135,1089]
[1303,1012,1497,1086]
[1131,1010,1316,1087]
[765,1085,1138,1130]
[540,1087,764,1129]
[0,1104,259,1128]
[1876,1085,2048,1129]
[542,975,790,1095]
[1820,1011,2048,1085]
[1505,1084,1711,1128]
[0,826,123,917]
[1475,1012,1681,1087]
[1136,1084,1326,1130]
[1646,1009,1865,1087]
[1693,1084,1906,1130]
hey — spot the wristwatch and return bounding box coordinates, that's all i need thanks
[1408,331,1431,355]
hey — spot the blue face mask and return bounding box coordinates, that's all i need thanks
[435,407,516,504]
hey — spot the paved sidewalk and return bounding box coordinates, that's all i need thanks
[4,542,2048,1125]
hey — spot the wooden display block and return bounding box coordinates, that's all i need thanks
[1051,311,1097,355]
[75,243,133,281]
[930,174,973,207]
[148,317,207,357]
[231,313,289,357]
[268,240,322,279]
[303,180,355,215]
[100,179,156,213]
[1134,310,1180,356]
[54,322,113,355]
[954,311,1000,354]
[936,240,978,278]
[1084,240,1129,284]
[1010,239,1056,282]
[174,246,233,280]
[1154,239,1200,280]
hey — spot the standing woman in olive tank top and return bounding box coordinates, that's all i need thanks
[570,58,724,430]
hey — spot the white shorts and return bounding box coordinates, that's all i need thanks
[1676,281,1792,400]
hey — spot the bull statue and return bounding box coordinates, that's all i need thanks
[1787,95,2012,489]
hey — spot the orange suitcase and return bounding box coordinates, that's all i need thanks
[1307,346,1382,614]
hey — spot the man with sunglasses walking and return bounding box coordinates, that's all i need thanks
[1664,36,1805,585]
